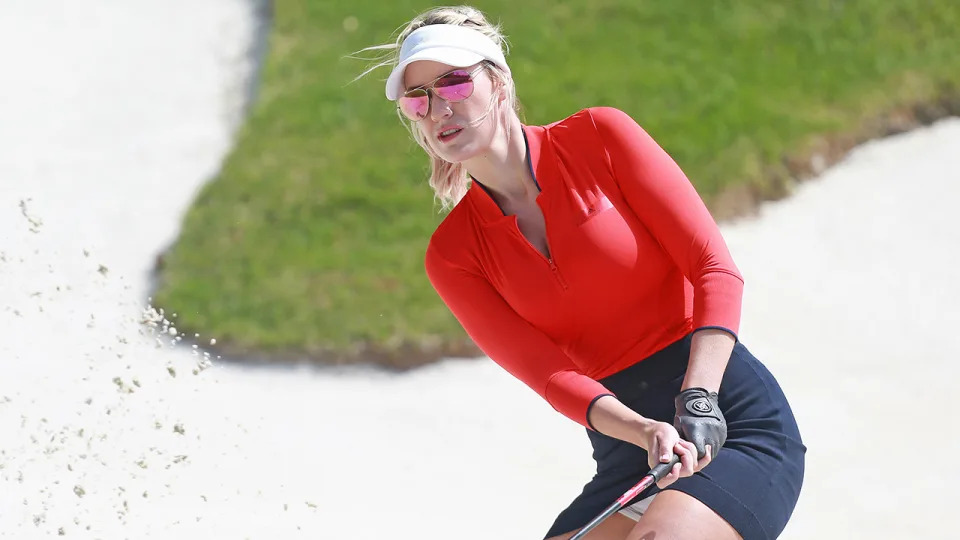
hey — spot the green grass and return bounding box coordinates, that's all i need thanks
[153,0,960,367]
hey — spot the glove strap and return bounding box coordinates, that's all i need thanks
[676,387,721,420]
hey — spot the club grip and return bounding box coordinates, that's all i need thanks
[648,455,681,482]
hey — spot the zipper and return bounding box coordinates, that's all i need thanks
[546,256,568,290]
[539,201,567,290]
[513,215,568,290]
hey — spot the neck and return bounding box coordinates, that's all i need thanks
[462,115,537,206]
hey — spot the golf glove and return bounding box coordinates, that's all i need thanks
[673,387,726,459]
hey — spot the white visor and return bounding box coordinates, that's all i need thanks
[385,24,510,101]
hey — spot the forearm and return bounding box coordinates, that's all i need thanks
[587,395,654,449]
[586,330,734,448]
[683,329,735,392]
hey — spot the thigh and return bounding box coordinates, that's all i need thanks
[545,512,636,540]
[626,490,741,540]
[549,338,804,540]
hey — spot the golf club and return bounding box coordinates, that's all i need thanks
[569,455,681,540]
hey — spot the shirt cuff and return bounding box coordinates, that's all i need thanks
[692,325,739,342]
[585,393,617,432]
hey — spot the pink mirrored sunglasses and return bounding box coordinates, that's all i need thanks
[397,64,486,121]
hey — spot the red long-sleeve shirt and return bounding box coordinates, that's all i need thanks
[424,106,744,430]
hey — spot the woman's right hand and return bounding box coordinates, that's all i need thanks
[641,420,708,489]
[586,396,711,489]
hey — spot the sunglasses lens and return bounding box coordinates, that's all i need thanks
[398,90,429,120]
[434,70,474,102]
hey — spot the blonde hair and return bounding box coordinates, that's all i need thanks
[353,6,522,212]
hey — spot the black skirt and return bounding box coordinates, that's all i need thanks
[544,333,806,540]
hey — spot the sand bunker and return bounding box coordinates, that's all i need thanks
[1,1,958,539]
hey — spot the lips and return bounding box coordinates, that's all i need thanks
[437,125,463,142]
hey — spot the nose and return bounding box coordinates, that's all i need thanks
[428,91,453,122]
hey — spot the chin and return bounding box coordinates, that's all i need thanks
[433,142,483,164]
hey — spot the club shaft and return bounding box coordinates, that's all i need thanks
[569,500,627,540]
[568,456,680,539]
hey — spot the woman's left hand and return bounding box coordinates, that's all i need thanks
[673,387,727,460]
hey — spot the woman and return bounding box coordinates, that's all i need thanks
[365,6,805,539]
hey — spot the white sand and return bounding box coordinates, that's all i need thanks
[1,2,958,539]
